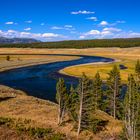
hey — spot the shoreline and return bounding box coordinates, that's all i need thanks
[0,55,80,73]
[59,58,119,78]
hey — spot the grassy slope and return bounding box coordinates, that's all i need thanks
[0,85,122,140]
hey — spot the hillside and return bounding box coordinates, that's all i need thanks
[0,85,122,140]
[0,37,41,44]
[0,38,140,48]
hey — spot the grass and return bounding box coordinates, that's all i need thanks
[0,53,79,73]
[0,116,65,139]
[58,47,140,82]
[62,61,136,81]
[0,47,138,81]
[0,47,139,139]
[0,85,123,139]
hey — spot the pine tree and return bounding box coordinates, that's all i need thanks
[135,60,140,85]
[77,73,93,135]
[124,74,140,140]
[67,85,79,122]
[56,78,68,125]
[93,72,103,110]
[107,65,121,119]
[135,60,140,76]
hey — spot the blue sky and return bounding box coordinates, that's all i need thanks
[0,0,140,41]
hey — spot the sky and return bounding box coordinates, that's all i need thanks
[0,0,140,41]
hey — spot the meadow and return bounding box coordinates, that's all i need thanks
[0,47,140,139]
[60,47,140,81]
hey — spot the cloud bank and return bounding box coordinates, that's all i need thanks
[0,30,66,41]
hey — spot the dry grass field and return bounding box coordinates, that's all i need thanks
[0,85,122,139]
[0,51,79,72]
[58,47,140,81]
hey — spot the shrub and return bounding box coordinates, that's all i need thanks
[28,127,53,138]
[50,133,66,140]
[6,55,10,61]
[0,117,13,126]
[90,118,108,134]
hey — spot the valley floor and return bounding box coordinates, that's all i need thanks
[0,47,139,139]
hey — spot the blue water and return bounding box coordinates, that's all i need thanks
[0,55,114,102]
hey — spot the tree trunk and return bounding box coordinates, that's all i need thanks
[77,82,84,136]
[58,96,61,124]
[113,78,117,119]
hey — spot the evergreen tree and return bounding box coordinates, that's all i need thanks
[124,74,140,140]
[107,65,121,119]
[67,85,79,122]
[56,78,68,125]
[77,73,93,135]
[135,60,140,83]
[93,72,103,110]
[135,60,140,75]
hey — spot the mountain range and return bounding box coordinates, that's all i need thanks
[0,37,41,44]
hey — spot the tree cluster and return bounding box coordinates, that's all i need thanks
[1,38,140,48]
[56,61,140,139]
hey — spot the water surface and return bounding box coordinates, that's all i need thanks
[0,55,114,102]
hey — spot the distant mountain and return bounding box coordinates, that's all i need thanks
[0,37,41,44]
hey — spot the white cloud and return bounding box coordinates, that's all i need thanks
[51,25,75,31]
[0,30,66,41]
[79,28,121,39]
[24,28,31,31]
[5,22,14,25]
[86,30,100,35]
[25,20,32,23]
[42,33,61,38]
[103,27,122,32]
[86,17,97,21]
[99,21,109,26]
[99,20,126,27]
[79,27,140,39]
[71,10,95,15]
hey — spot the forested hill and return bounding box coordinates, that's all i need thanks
[0,38,140,48]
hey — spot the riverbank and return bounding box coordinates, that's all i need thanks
[0,47,139,82]
[0,54,80,72]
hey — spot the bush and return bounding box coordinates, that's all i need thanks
[0,117,13,126]
[28,127,53,138]
[50,133,66,140]
[6,55,10,61]
[0,117,66,139]
[90,118,108,134]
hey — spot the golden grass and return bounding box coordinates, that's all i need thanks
[0,47,139,138]
[0,54,79,72]
[57,47,140,81]
[62,61,136,81]
[0,85,122,139]
[0,47,139,80]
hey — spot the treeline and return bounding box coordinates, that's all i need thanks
[1,38,140,48]
[56,60,140,139]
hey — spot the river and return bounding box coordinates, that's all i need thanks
[0,55,114,102]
